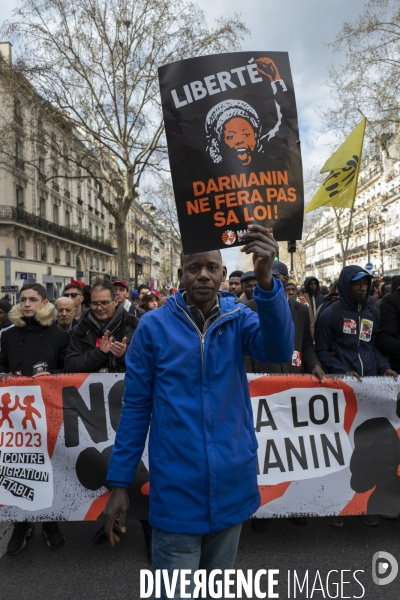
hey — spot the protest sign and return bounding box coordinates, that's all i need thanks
[159,52,304,253]
[0,374,399,521]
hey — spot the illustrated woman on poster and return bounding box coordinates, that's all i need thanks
[205,56,288,166]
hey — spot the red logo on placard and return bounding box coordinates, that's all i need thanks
[222,230,236,245]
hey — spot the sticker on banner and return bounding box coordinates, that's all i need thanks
[251,387,353,485]
[359,319,373,342]
[292,351,302,367]
[343,318,357,334]
[0,386,53,510]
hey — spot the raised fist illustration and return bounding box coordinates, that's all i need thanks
[255,57,281,82]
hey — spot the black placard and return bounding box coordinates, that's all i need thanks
[159,52,304,253]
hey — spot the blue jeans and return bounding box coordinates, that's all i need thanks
[152,523,242,599]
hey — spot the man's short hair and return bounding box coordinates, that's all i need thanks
[180,249,222,267]
[229,270,243,280]
[138,283,150,293]
[20,283,47,300]
[159,289,169,297]
[64,283,83,295]
[91,278,116,299]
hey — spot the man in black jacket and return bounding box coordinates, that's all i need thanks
[304,276,325,315]
[0,283,69,555]
[376,276,400,370]
[65,279,138,373]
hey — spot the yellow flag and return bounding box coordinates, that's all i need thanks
[305,117,367,213]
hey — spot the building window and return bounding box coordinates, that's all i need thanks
[101,228,104,240]
[55,246,60,263]
[96,256,100,270]
[66,250,71,266]
[16,186,24,208]
[41,242,47,261]
[95,226,99,239]
[14,99,23,126]
[39,197,46,219]
[15,140,24,170]
[39,157,45,182]
[88,222,93,237]
[53,204,59,224]
[65,210,70,227]
[102,258,105,271]
[33,243,38,261]
[78,216,83,232]
[52,168,59,192]
[17,236,25,257]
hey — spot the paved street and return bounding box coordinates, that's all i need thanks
[1,515,400,599]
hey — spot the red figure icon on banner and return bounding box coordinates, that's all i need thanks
[0,393,18,428]
[18,395,42,430]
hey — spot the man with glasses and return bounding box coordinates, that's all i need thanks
[65,279,138,373]
[63,283,86,321]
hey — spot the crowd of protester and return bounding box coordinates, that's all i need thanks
[1,257,399,560]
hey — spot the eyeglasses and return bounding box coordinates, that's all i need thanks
[90,300,113,308]
[64,293,80,298]
[145,291,155,296]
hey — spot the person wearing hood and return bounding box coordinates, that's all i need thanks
[64,278,138,373]
[0,283,70,555]
[315,265,397,528]
[0,299,13,351]
[304,276,324,314]
[376,276,400,372]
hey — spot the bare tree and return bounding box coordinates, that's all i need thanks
[320,0,400,155]
[1,0,248,280]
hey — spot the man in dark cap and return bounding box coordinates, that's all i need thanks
[237,271,257,304]
[272,261,289,286]
[0,299,13,351]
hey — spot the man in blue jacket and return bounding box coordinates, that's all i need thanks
[104,224,294,598]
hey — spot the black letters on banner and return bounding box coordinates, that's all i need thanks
[159,52,304,253]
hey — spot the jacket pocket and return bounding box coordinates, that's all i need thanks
[154,404,167,459]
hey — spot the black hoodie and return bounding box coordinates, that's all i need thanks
[315,265,390,376]
[304,276,324,314]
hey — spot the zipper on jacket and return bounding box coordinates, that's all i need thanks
[357,303,364,378]
[174,297,240,371]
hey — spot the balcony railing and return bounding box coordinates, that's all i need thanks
[52,182,60,192]
[64,189,71,199]
[129,252,150,263]
[0,206,114,254]
[314,257,334,267]
[38,172,46,183]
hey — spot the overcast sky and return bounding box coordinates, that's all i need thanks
[0,0,368,272]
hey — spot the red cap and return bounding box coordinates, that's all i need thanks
[112,279,129,291]
[71,279,85,288]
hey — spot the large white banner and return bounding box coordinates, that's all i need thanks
[0,373,399,521]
